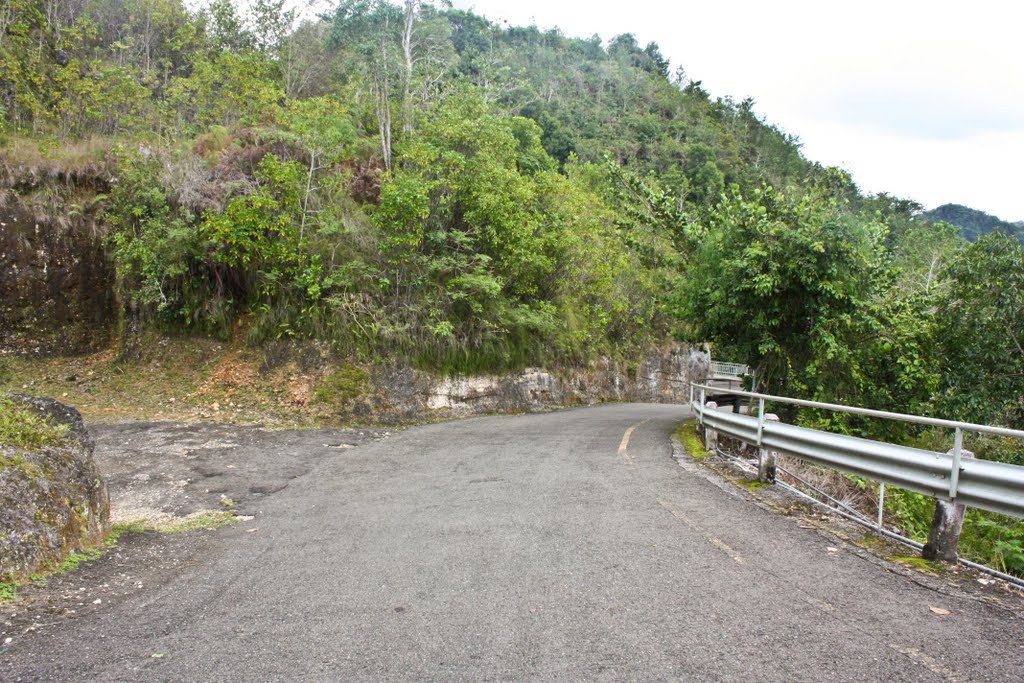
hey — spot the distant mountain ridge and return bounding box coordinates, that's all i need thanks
[922,203,1023,242]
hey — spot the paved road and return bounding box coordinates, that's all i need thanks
[5,404,1024,681]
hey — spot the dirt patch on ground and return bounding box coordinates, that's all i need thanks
[1,420,388,648]
[0,337,341,427]
[93,421,389,524]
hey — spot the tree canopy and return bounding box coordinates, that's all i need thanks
[1,0,1018,437]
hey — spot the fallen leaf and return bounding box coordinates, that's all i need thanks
[826,547,839,553]
[798,524,815,529]
[247,528,259,533]
[929,607,951,616]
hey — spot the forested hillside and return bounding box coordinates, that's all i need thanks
[921,203,1024,242]
[1,0,1021,433]
[2,0,1023,577]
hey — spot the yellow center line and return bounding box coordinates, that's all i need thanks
[894,648,977,683]
[618,419,650,455]
[657,499,745,564]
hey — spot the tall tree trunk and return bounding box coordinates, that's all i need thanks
[401,0,416,134]
[375,73,393,172]
[376,16,394,172]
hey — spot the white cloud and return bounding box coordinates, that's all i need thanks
[452,0,1024,219]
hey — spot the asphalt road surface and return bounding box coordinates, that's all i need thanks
[4,404,1023,681]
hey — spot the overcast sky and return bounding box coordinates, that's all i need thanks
[451,0,1023,220]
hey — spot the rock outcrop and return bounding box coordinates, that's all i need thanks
[0,397,110,581]
[357,344,701,421]
[0,206,115,355]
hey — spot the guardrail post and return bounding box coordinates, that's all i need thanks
[922,447,975,562]
[758,414,779,483]
[703,401,718,452]
[877,482,885,531]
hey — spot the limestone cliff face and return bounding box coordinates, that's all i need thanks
[0,397,110,581]
[0,207,115,355]
[356,344,706,421]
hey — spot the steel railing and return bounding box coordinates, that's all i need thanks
[689,383,1024,519]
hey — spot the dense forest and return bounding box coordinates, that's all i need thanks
[2,0,1023,566]
[921,203,1024,243]
[1,0,1021,424]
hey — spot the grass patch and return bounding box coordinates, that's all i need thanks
[54,547,105,574]
[0,515,237,605]
[673,419,709,458]
[34,522,142,579]
[0,395,69,450]
[891,554,940,574]
[740,479,769,491]
[161,511,239,533]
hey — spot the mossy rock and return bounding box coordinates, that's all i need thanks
[315,365,371,410]
[0,396,110,583]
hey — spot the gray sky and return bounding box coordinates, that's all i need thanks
[452,0,1024,220]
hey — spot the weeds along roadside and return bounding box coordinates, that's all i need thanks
[676,418,1024,581]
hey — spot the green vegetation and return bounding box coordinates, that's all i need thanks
[0,395,69,451]
[674,420,708,459]
[315,365,370,406]
[0,522,143,604]
[2,1,1024,574]
[0,516,237,605]
[921,204,1023,243]
[161,511,239,533]
[886,485,1024,576]
[890,554,939,574]
[0,0,826,372]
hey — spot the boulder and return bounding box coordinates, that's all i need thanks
[0,397,110,581]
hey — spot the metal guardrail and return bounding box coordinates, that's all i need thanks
[709,361,749,378]
[690,383,1024,519]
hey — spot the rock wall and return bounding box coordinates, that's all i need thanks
[356,344,710,421]
[0,397,110,581]
[0,206,115,355]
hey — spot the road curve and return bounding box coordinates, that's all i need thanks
[5,403,1023,681]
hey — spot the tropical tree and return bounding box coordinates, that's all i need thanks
[935,233,1024,428]
[681,175,886,403]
